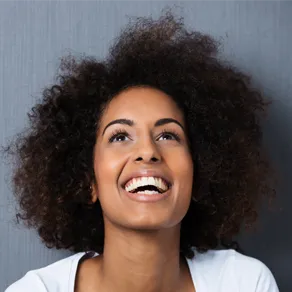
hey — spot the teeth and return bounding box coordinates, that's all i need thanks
[136,190,160,195]
[125,176,169,193]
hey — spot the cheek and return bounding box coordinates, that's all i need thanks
[171,149,194,204]
[93,149,124,211]
[163,149,193,225]
[94,147,124,186]
[168,148,193,182]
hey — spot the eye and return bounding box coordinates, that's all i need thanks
[158,129,181,142]
[108,129,130,143]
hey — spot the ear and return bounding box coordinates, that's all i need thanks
[90,182,99,204]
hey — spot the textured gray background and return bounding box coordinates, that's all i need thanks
[0,1,291,291]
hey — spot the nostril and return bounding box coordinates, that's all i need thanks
[135,155,160,162]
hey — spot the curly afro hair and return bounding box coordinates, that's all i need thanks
[3,8,278,259]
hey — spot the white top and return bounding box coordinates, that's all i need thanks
[5,249,279,292]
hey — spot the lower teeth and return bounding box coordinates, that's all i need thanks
[136,190,160,195]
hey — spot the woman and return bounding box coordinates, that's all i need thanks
[4,9,279,292]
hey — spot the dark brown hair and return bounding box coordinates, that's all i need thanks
[2,8,278,258]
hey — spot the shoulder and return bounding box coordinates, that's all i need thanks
[188,248,279,292]
[230,249,279,292]
[5,252,88,292]
[5,271,47,292]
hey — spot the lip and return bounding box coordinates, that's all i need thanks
[121,187,171,203]
[121,169,172,189]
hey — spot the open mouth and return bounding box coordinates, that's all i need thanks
[128,185,165,194]
[123,177,171,195]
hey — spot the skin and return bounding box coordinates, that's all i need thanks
[75,86,195,292]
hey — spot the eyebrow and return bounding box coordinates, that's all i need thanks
[102,118,185,136]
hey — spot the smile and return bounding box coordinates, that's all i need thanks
[124,176,170,194]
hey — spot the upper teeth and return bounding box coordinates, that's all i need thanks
[125,177,169,193]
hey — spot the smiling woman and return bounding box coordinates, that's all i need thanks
[90,87,193,233]
[3,7,279,292]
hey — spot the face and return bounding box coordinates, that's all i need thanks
[91,86,193,231]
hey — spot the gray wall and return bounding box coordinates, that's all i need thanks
[0,1,291,291]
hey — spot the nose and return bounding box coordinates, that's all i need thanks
[133,137,162,164]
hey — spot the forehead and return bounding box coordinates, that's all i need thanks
[100,86,185,125]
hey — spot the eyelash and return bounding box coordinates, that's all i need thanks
[108,128,181,143]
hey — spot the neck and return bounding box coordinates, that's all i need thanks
[97,222,186,292]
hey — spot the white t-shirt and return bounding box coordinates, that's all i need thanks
[5,248,279,292]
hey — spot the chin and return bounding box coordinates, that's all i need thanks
[118,214,182,231]
[102,198,189,232]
